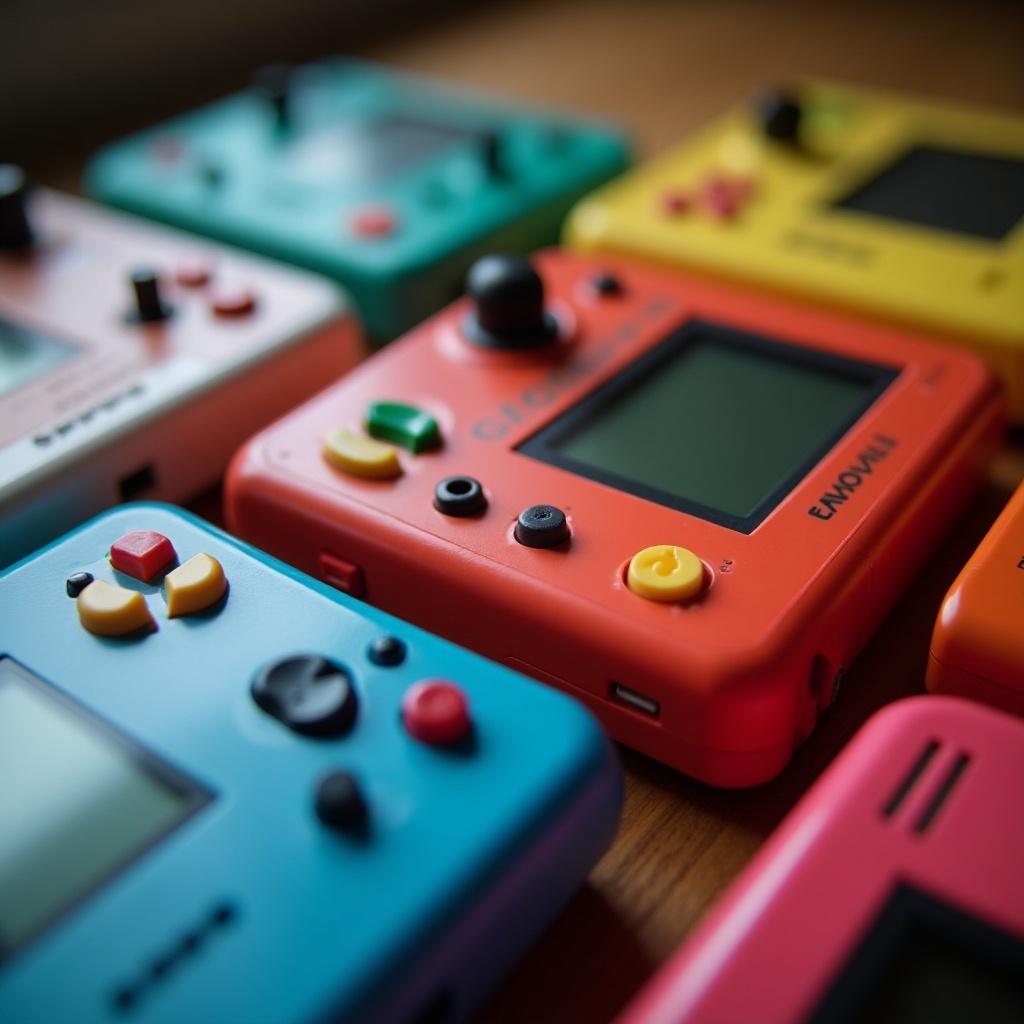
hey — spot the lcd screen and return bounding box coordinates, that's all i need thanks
[0,318,76,398]
[518,322,897,532]
[287,114,482,184]
[833,145,1024,241]
[810,885,1024,1024]
[0,658,211,961]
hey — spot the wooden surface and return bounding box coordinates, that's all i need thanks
[43,1,1024,1020]
[356,3,1024,1021]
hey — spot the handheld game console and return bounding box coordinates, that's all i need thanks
[928,478,1024,717]
[566,80,1024,417]
[0,504,622,1023]
[226,249,1004,786]
[0,169,362,567]
[617,696,1024,1024]
[85,58,631,341]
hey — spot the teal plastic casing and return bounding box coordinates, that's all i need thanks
[85,59,631,341]
[0,504,622,1023]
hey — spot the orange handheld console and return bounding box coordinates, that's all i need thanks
[227,250,1004,785]
[927,479,1024,717]
[0,168,361,566]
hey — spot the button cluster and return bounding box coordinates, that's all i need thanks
[74,530,228,636]
[126,263,258,323]
[322,401,441,480]
[659,172,757,222]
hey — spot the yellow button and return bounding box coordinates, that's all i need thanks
[165,553,228,617]
[77,580,155,636]
[323,427,402,480]
[627,545,705,603]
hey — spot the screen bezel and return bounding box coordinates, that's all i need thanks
[0,657,213,965]
[807,882,1024,1023]
[516,320,900,534]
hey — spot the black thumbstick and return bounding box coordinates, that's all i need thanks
[253,63,293,133]
[314,771,368,832]
[463,254,558,350]
[128,269,172,323]
[756,89,803,144]
[0,164,34,250]
[480,131,507,179]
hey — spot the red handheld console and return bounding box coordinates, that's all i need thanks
[617,697,1024,1023]
[227,250,1004,785]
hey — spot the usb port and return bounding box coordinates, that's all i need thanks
[609,682,660,719]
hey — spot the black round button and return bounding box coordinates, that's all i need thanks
[367,635,406,667]
[514,504,571,548]
[128,269,172,323]
[0,164,34,250]
[251,655,358,737]
[315,770,367,831]
[66,571,94,598]
[463,255,558,350]
[434,476,488,517]
[591,272,623,296]
[756,89,802,143]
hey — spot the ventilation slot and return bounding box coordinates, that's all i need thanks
[913,753,971,834]
[882,740,940,818]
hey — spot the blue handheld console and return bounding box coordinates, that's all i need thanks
[0,504,622,1023]
[86,59,631,341]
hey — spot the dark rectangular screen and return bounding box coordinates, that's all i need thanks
[287,114,482,184]
[0,658,211,962]
[810,884,1024,1024]
[517,322,897,532]
[833,145,1024,241]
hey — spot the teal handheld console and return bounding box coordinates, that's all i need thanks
[0,504,622,1023]
[86,60,630,341]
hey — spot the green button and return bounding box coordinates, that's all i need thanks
[365,401,441,454]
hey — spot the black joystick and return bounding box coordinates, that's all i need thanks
[128,269,173,323]
[756,89,803,144]
[463,254,558,350]
[0,164,34,250]
[480,131,508,179]
[253,64,294,133]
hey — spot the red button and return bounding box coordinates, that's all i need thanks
[175,260,213,288]
[318,551,365,598]
[210,288,257,318]
[109,530,177,582]
[660,190,692,216]
[402,681,472,746]
[350,206,398,238]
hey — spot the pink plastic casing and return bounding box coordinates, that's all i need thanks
[617,696,1024,1024]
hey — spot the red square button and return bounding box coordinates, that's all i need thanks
[110,530,177,582]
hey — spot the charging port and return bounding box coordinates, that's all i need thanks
[609,682,660,719]
[118,463,157,501]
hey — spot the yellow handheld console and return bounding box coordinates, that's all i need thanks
[566,80,1024,416]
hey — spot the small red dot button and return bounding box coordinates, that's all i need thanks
[210,288,257,318]
[109,530,176,582]
[350,206,398,239]
[402,681,472,746]
[660,190,692,216]
[175,260,213,288]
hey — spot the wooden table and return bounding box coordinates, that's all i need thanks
[355,2,1024,1020]
[43,1,1024,1019]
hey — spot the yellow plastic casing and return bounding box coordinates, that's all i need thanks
[566,80,1024,416]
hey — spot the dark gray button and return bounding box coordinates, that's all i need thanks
[434,476,488,517]
[251,655,358,737]
[315,770,367,831]
[514,504,571,548]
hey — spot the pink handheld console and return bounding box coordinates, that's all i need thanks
[618,697,1024,1024]
[0,166,362,566]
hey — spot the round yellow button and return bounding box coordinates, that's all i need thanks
[323,427,402,480]
[627,545,705,603]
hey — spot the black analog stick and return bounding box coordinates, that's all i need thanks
[463,254,558,349]
[0,164,34,250]
[756,89,803,144]
[128,268,173,323]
